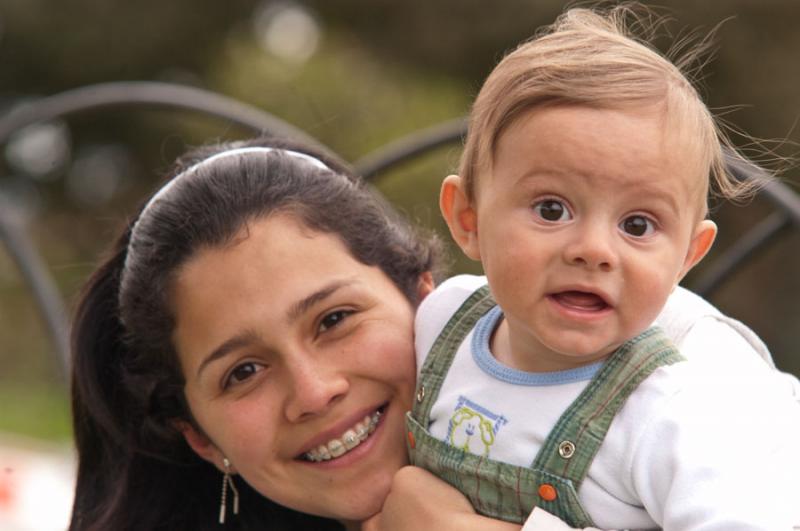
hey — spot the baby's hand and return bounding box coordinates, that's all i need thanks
[362,466,521,531]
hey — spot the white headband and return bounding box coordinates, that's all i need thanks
[123,146,330,274]
[136,147,329,219]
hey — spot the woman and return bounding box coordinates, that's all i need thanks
[69,137,440,530]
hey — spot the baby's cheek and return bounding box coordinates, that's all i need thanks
[628,281,674,333]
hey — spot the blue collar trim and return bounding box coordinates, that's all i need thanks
[471,305,604,386]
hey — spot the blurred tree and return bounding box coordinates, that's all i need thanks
[0,0,256,91]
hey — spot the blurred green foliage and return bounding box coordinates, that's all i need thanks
[0,382,71,440]
[0,0,798,440]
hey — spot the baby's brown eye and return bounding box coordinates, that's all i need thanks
[621,215,654,237]
[534,199,571,222]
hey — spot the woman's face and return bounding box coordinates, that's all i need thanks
[173,214,429,524]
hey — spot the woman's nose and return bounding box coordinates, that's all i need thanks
[562,224,618,272]
[284,354,349,423]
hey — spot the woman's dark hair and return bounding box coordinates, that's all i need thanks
[69,137,440,531]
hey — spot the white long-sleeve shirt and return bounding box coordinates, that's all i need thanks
[415,275,800,531]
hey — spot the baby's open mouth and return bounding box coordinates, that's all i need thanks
[551,290,610,311]
[300,406,385,462]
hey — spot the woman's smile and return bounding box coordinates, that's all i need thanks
[300,406,384,463]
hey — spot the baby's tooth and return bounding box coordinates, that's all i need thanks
[328,439,346,457]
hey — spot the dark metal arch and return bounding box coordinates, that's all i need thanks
[0,197,70,378]
[0,81,335,376]
[354,119,800,299]
[0,81,334,153]
[354,117,467,181]
[2,82,799,378]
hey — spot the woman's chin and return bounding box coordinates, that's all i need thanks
[335,476,392,521]
[272,466,394,523]
[259,404,410,522]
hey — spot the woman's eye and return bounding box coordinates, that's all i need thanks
[225,362,264,388]
[620,215,655,237]
[319,310,353,332]
[533,199,571,222]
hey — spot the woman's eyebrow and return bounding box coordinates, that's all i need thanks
[194,279,357,380]
[286,279,355,323]
[196,332,257,379]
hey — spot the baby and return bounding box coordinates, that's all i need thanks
[407,5,800,530]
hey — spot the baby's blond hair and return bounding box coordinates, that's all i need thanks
[459,4,758,211]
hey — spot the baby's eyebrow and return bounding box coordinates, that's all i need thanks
[512,168,568,187]
[634,185,681,217]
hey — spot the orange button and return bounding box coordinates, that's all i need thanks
[538,483,557,502]
[407,431,416,449]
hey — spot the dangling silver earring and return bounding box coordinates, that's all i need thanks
[218,457,240,524]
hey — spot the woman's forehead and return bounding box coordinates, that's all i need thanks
[170,215,400,367]
[173,216,355,314]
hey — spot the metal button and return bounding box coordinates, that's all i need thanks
[558,440,576,459]
[416,385,425,403]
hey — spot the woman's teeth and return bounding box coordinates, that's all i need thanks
[304,410,382,462]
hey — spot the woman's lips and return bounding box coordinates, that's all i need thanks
[296,404,387,463]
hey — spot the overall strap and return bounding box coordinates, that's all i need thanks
[411,284,495,423]
[531,327,684,491]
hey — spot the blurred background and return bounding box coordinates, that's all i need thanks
[0,0,798,527]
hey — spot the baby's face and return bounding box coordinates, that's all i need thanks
[472,104,708,371]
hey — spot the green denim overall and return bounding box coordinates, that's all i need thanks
[406,285,684,527]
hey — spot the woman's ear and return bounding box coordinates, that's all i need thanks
[677,219,717,282]
[176,420,230,473]
[440,175,481,260]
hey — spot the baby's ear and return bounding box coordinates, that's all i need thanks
[440,175,481,260]
[677,219,717,282]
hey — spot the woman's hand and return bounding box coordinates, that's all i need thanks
[361,466,521,531]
